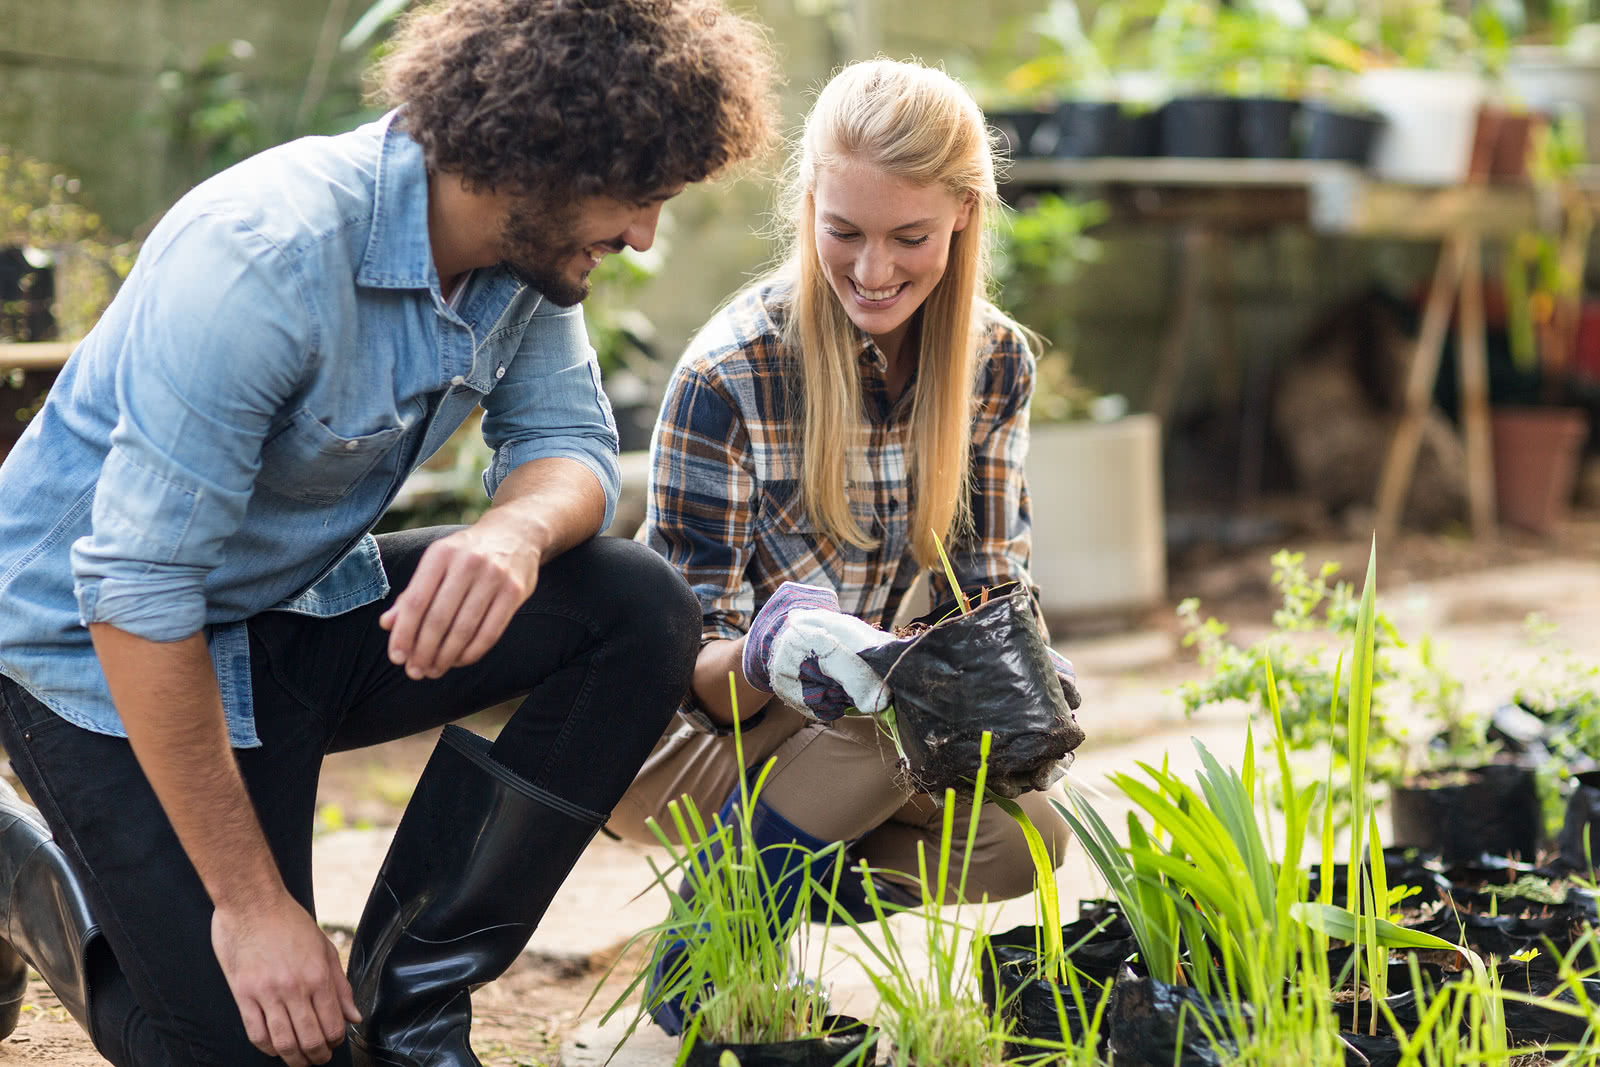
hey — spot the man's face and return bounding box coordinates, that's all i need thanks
[497,186,681,306]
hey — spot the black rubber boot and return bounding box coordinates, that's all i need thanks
[346,725,605,1067]
[0,778,98,1039]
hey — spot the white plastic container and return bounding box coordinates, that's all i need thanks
[1356,68,1485,185]
[1025,413,1166,624]
[1503,46,1600,167]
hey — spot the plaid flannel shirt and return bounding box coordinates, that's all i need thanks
[639,279,1038,731]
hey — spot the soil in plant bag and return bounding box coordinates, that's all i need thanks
[1308,848,1452,906]
[857,588,1084,798]
[681,1015,872,1067]
[1106,973,1247,1067]
[1388,763,1543,862]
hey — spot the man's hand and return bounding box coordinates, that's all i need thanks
[380,524,540,680]
[382,457,606,680]
[213,892,360,1066]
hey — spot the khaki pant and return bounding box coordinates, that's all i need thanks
[607,702,1070,904]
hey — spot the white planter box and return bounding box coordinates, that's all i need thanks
[1356,68,1485,185]
[1025,414,1166,623]
[1504,47,1600,171]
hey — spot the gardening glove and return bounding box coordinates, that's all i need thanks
[742,582,897,721]
[1046,646,1084,712]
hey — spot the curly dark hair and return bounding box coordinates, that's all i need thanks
[378,0,781,199]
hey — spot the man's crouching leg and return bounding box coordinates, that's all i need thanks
[344,536,700,1066]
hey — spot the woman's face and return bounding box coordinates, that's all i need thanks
[812,158,972,358]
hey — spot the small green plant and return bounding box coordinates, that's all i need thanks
[593,677,844,1058]
[814,733,1017,1067]
[992,194,1107,424]
[1178,550,1506,830]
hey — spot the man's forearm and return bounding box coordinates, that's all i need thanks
[480,456,607,561]
[88,624,284,911]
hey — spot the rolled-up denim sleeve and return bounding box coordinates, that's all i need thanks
[481,297,621,530]
[69,213,311,641]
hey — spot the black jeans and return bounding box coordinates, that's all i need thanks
[0,529,698,1066]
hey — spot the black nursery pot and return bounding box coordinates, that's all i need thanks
[1300,102,1384,165]
[682,1015,872,1067]
[1106,973,1247,1067]
[1054,100,1120,158]
[978,916,1137,1059]
[857,588,1084,798]
[1111,108,1162,157]
[988,108,1056,159]
[1159,96,1239,158]
[1556,769,1600,872]
[1388,763,1543,863]
[1236,96,1299,158]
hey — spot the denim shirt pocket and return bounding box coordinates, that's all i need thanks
[256,408,409,505]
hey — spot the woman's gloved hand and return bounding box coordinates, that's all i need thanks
[1045,647,1083,711]
[742,582,897,720]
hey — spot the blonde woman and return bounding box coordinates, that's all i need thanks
[608,58,1084,1033]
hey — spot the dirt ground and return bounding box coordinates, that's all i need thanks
[9,510,1600,1065]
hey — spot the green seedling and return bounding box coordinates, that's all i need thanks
[589,675,846,1060]
[811,733,1021,1067]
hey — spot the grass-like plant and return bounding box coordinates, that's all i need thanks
[812,733,1018,1067]
[592,676,849,1060]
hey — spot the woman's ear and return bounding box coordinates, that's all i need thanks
[952,191,976,233]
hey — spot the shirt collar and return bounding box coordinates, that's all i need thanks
[356,111,440,291]
[855,327,888,371]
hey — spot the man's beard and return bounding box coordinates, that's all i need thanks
[498,199,605,308]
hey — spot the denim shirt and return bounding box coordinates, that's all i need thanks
[0,112,620,746]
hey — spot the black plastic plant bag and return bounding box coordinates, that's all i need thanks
[1388,763,1543,862]
[682,1014,872,1067]
[1556,770,1600,873]
[857,588,1084,798]
[1340,1030,1403,1067]
[1494,961,1600,1045]
[1106,973,1248,1067]
[977,920,1132,1061]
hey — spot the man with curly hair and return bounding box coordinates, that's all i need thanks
[0,2,778,1065]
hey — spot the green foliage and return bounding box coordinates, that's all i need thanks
[813,734,1015,1067]
[992,194,1106,424]
[595,681,841,1053]
[1178,550,1507,830]
[0,147,136,342]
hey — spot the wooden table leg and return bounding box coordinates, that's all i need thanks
[1375,232,1469,543]
[1456,236,1497,540]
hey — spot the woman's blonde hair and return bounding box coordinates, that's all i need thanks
[772,58,1001,569]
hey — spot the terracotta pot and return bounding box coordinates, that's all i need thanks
[1490,111,1539,181]
[1490,406,1590,533]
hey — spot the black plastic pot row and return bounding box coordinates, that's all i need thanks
[990,95,1384,166]
[981,854,1600,1067]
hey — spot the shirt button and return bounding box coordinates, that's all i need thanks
[344,440,360,451]
[888,498,899,512]
[495,365,506,380]
[451,375,465,386]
